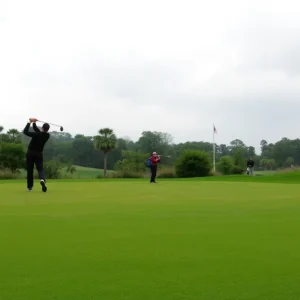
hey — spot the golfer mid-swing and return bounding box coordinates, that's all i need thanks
[23,118,50,192]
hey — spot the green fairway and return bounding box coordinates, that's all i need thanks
[1,179,300,299]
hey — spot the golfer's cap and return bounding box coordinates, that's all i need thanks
[153,152,157,155]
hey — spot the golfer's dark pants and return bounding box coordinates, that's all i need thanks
[26,151,45,188]
[150,165,157,182]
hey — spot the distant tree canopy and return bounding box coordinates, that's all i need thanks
[0,127,25,173]
[1,124,300,175]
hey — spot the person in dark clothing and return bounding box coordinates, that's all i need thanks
[23,118,50,192]
[247,157,255,176]
[150,152,161,183]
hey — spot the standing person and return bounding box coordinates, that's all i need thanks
[23,118,50,192]
[150,152,161,183]
[247,157,255,176]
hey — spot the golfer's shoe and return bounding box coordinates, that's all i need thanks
[40,180,47,192]
[28,188,32,192]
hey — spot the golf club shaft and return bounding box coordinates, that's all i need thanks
[37,120,62,128]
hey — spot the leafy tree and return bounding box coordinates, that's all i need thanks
[75,134,85,139]
[230,139,245,149]
[50,131,73,142]
[218,144,230,156]
[72,136,95,167]
[137,131,162,153]
[175,150,211,178]
[137,131,174,159]
[176,141,213,154]
[53,142,73,164]
[272,138,292,167]
[106,138,130,169]
[260,140,268,152]
[66,163,76,174]
[218,156,235,175]
[124,138,138,152]
[94,128,117,177]
[247,146,256,157]
[289,139,300,165]
[261,141,274,159]
[0,126,8,142]
[0,142,26,172]
[114,151,149,173]
[233,147,246,169]
[0,131,10,143]
[7,129,22,144]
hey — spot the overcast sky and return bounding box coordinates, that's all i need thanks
[1,0,300,151]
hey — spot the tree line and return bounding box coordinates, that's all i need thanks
[0,124,299,178]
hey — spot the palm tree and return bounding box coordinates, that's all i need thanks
[260,159,268,171]
[286,157,294,167]
[268,159,276,170]
[0,126,3,133]
[94,128,117,177]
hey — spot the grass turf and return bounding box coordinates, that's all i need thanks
[1,179,300,299]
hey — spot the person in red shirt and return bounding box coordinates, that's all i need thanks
[150,152,161,183]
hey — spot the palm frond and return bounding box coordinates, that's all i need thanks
[94,128,117,153]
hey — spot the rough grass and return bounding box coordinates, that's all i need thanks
[200,170,300,184]
[16,165,113,179]
[1,177,300,299]
[69,165,113,178]
[5,166,298,180]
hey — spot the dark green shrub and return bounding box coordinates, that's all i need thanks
[218,156,235,175]
[44,160,61,179]
[175,150,212,178]
[232,165,245,174]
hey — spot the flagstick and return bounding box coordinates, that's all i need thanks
[213,124,216,172]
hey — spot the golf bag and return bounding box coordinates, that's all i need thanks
[146,157,151,168]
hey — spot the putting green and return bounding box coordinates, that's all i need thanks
[0,179,300,299]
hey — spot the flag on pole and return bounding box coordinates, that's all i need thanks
[213,124,217,134]
[213,124,217,172]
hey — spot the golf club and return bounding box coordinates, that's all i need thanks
[158,155,171,158]
[37,120,64,132]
